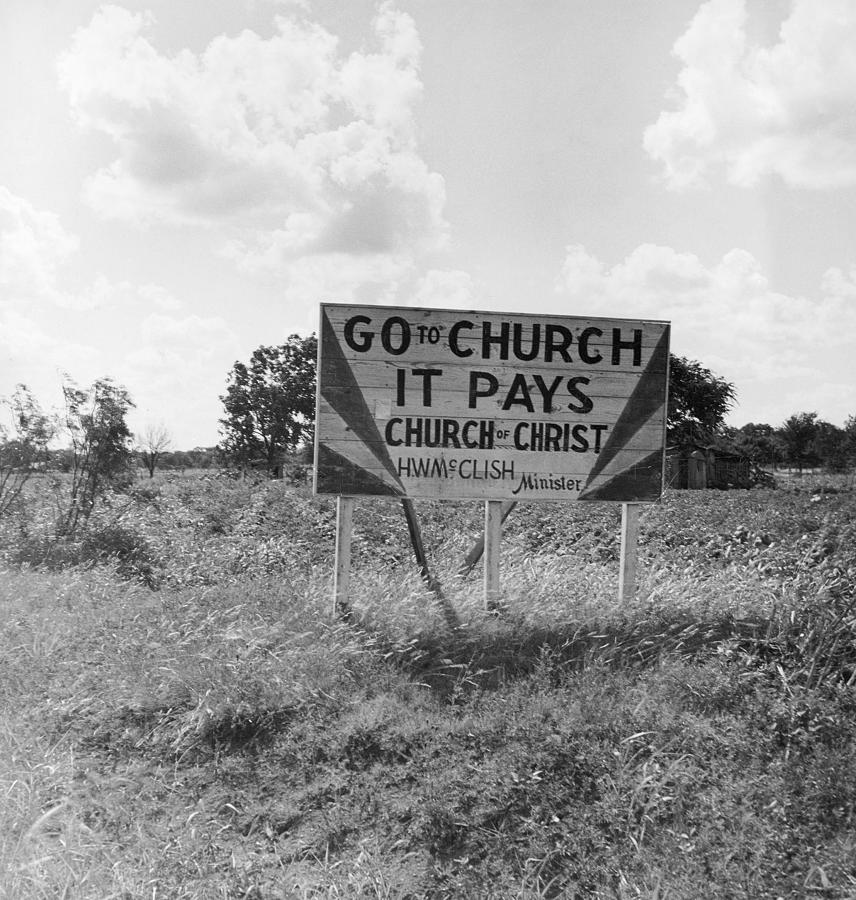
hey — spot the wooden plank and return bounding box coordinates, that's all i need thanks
[321,304,669,370]
[314,447,666,502]
[333,496,354,618]
[319,392,664,423]
[484,500,503,608]
[618,502,640,602]
[316,407,666,454]
[324,358,668,385]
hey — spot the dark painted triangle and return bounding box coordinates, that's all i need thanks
[579,449,664,501]
[583,327,670,489]
[320,309,404,491]
[316,443,403,496]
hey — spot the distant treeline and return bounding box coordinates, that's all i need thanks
[725,413,856,473]
[45,446,223,473]
[30,416,856,479]
[135,447,221,472]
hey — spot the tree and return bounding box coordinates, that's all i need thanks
[219,335,317,476]
[667,355,736,445]
[58,377,135,535]
[0,385,54,518]
[189,447,218,469]
[137,424,172,478]
[812,420,848,472]
[845,416,856,468]
[776,412,820,472]
[733,422,782,469]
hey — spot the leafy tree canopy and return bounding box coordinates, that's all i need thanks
[0,385,54,518]
[667,355,736,446]
[59,376,135,534]
[219,334,317,475]
[731,422,783,468]
[773,412,852,472]
[776,411,821,471]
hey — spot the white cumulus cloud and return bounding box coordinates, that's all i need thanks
[121,311,240,445]
[140,312,232,347]
[0,186,79,305]
[0,185,218,444]
[57,3,447,264]
[556,242,856,425]
[0,185,187,313]
[644,0,856,189]
[0,305,102,410]
[411,269,479,310]
[276,252,415,315]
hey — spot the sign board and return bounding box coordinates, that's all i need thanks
[314,304,670,502]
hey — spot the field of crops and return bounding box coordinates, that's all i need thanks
[1,473,855,898]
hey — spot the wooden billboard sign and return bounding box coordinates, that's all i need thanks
[314,303,670,609]
[315,303,669,502]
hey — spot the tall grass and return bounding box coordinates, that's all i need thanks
[1,475,855,897]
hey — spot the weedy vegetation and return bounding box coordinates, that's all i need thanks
[1,472,855,898]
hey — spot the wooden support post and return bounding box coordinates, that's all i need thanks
[484,500,503,609]
[458,500,517,577]
[400,498,441,594]
[400,499,461,633]
[333,496,354,618]
[618,502,640,602]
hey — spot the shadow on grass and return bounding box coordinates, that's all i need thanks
[348,608,774,700]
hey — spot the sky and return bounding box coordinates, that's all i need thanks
[1,0,854,449]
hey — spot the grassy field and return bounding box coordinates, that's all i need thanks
[1,473,855,898]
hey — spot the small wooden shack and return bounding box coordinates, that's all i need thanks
[665,443,752,490]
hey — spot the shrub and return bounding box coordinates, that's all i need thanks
[55,377,136,536]
[128,482,162,506]
[0,386,53,519]
[8,523,160,588]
